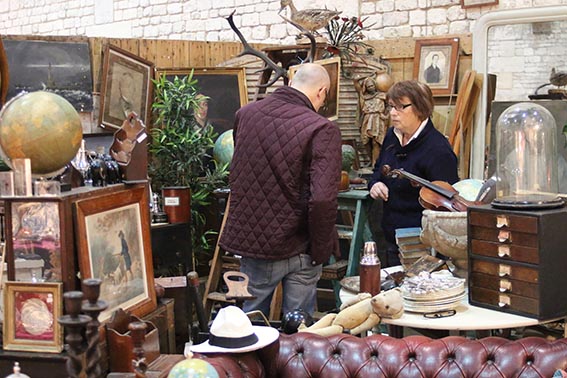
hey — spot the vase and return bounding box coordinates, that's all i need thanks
[162,186,191,224]
[339,171,350,192]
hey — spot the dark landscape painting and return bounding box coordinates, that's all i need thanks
[3,39,93,112]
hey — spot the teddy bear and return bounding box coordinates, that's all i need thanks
[298,288,404,336]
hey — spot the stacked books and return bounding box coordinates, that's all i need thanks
[395,227,432,270]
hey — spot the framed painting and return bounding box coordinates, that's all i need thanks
[99,45,154,130]
[413,38,460,96]
[0,38,8,107]
[2,38,93,112]
[75,186,156,322]
[4,198,76,290]
[3,281,63,353]
[461,0,498,8]
[288,57,341,121]
[156,67,248,136]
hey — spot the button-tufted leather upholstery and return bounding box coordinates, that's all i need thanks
[197,332,567,378]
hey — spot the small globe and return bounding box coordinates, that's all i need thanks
[213,129,234,166]
[341,144,356,172]
[0,91,83,176]
[168,357,219,378]
[452,179,484,201]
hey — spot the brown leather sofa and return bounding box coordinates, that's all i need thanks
[198,332,567,378]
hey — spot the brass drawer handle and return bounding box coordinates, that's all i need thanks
[498,230,511,243]
[496,215,509,228]
[497,245,511,258]
[498,294,511,308]
[499,279,512,292]
[498,264,511,277]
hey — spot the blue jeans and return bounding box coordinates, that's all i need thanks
[240,254,322,318]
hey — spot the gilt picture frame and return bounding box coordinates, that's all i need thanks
[155,67,248,136]
[99,45,154,131]
[288,57,341,121]
[413,38,460,96]
[3,281,63,353]
[74,186,156,322]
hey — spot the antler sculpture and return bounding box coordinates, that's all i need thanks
[226,10,316,87]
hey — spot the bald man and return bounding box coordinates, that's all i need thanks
[220,63,342,317]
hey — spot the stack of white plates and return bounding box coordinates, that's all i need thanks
[401,271,465,313]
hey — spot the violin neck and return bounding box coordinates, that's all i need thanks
[395,169,455,199]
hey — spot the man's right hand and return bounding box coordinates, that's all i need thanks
[370,181,389,201]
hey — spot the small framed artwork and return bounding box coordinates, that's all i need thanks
[0,171,14,196]
[75,185,156,322]
[5,198,75,287]
[288,57,341,121]
[413,38,460,96]
[460,0,498,8]
[99,45,154,131]
[3,281,63,353]
[156,67,248,137]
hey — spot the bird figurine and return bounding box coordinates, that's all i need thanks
[550,67,567,89]
[279,0,341,34]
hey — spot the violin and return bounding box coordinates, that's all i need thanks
[381,164,478,212]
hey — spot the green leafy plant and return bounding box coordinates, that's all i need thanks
[324,16,375,65]
[149,71,229,270]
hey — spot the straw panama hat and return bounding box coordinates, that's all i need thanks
[190,306,280,354]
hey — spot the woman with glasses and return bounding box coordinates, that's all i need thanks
[368,80,459,267]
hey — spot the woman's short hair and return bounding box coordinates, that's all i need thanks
[387,80,434,120]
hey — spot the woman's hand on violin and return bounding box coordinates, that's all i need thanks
[370,182,389,201]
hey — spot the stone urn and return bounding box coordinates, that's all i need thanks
[420,209,468,279]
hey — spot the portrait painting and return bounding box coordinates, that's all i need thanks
[99,45,154,130]
[2,39,93,112]
[413,38,460,96]
[75,186,156,322]
[288,57,341,121]
[156,67,248,137]
[3,282,63,353]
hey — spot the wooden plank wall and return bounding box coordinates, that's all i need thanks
[2,34,472,167]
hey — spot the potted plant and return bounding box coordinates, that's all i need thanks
[149,70,229,272]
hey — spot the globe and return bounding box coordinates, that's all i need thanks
[341,144,356,172]
[213,129,234,166]
[0,91,83,176]
[452,179,484,201]
[167,357,219,378]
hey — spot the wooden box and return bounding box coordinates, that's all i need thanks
[468,204,567,320]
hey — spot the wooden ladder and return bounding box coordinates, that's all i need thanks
[327,190,372,307]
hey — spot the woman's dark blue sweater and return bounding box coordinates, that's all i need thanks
[368,119,459,244]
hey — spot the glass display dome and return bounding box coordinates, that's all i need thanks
[493,102,563,209]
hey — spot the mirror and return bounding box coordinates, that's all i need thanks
[471,5,567,179]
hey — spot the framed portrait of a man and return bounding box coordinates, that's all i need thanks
[413,38,460,96]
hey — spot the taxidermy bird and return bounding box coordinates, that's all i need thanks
[279,0,341,34]
[550,67,567,89]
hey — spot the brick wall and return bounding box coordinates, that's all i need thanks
[0,0,563,44]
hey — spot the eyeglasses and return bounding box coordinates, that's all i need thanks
[423,310,456,319]
[386,103,412,112]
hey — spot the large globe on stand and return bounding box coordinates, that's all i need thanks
[0,91,83,176]
[213,129,234,166]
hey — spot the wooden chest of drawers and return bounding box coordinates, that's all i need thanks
[467,204,567,320]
